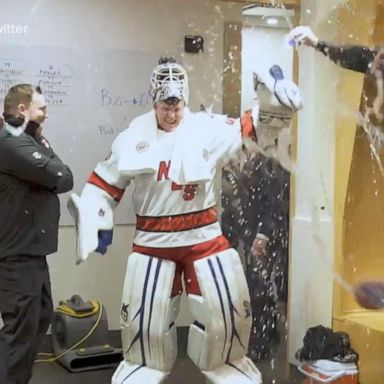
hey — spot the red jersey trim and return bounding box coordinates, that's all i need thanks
[132,235,230,260]
[240,110,256,141]
[87,172,125,202]
[136,207,218,233]
[132,235,231,296]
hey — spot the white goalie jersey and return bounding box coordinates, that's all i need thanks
[83,108,254,249]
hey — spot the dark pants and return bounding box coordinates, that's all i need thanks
[0,255,53,384]
[246,243,288,360]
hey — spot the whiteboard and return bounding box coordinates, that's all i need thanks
[0,45,166,225]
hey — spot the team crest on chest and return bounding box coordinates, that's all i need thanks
[136,141,149,153]
[202,148,209,161]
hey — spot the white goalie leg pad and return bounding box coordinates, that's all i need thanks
[112,360,168,384]
[187,249,262,383]
[116,252,179,383]
[204,356,262,384]
[67,184,114,264]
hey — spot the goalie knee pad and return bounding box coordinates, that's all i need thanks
[119,252,180,373]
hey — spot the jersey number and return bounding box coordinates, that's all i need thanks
[158,161,197,201]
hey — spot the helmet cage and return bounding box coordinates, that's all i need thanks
[150,62,189,103]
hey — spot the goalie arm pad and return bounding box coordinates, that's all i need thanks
[86,135,131,204]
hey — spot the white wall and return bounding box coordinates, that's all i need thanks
[0,0,243,330]
[288,0,338,363]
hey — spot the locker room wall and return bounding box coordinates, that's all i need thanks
[0,45,170,225]
[0,0,244,330]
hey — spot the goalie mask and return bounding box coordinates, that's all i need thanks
[150,58,189,104]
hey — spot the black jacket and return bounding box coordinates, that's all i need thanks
[0,124,73,258]
[316,42,376,73]
[221,153,289,249]
[317,42,384,128]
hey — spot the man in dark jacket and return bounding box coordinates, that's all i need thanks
[222,152,290,359]
[221,65,301,361]
[0,84,73,384]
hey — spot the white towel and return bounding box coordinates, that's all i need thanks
[117,110,159,176]
[117,108,213,184]
[169,109,212,184]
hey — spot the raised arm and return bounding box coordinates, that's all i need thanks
[288,25,376,74]
[316,43,376,73]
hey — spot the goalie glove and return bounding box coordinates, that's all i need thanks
[96,230,113,255]
[68,190,114,264]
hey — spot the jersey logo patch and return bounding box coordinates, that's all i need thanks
[202,148,209,161]
[121,303,129,322]
[32,151,42,159]
[136,141,149,153]
[225,117,236,125]
[98,209,105,217]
